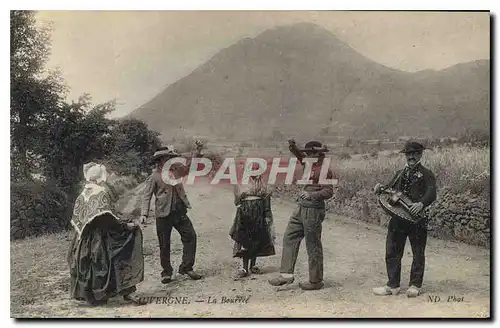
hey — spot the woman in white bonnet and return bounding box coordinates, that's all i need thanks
[67,162,146,306]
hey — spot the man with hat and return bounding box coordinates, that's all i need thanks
[373,140,437,297]
[269,140,336,290]
[140,141,204,283]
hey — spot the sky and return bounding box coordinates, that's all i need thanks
[35,11,490,118]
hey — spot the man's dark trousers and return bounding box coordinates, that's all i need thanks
[280,206,325,283]
[386,216,428,288]
[155,210,197,278]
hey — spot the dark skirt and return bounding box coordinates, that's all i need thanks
[68,214,144,303]
[230,198,275,258]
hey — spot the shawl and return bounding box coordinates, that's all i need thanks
[70,163,121,239]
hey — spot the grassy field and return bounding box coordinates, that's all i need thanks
[334,145,490,203]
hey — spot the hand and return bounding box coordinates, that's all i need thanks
[373,183,383,194]
[299,191,311,200]
[126,222,137,230]
[409,202,424,215]
[194,139,204,152]
[266,219,276,241]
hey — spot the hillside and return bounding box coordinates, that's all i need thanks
[128,22,490,142]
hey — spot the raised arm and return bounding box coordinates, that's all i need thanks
[177,140,205,177]
[288,139,305,166]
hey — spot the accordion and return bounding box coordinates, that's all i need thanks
[377,187,424,224]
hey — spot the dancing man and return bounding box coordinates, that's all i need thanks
[269,140,336,290]
[140,141,204,284]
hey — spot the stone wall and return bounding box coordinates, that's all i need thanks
[275,184,491,248]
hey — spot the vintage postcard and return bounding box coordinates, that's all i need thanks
[10,10,490,319]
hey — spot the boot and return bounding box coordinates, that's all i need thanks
[406,285,421,298]
[236,268,249,279]
[161,275,172,284]
[373,285,400,296]
[123,293,147,306]
[250,266,261,274]
[299,281,324,290]
[182,270,203,280]
[268,275,294,286]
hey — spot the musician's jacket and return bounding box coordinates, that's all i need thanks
[141,152,202,219]
[384,163,437,208]
[295,162,337,209]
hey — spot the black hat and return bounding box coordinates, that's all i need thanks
[149,145,181,164]
[299,140,329,153]
[399,141,430,153]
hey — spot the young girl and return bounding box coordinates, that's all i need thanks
[230,163,276,278]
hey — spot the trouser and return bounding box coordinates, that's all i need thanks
[280,205,326,283]
[156,211,197,278]
[386,216,428,288]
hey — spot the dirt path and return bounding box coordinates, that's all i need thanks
[12,180,490,318]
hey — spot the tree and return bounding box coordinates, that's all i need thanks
[34,95,115,194]
[11,10,65,180]
[105,119,162,176]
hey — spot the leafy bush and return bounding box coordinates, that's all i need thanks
[337,152,352,160]
[103,150,144,178]
[11,173,141,240]
[203,152,225,177]
[11,180,71,239]
[239,141,252,148]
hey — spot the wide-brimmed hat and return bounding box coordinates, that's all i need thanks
[399,141,431,153]
[299,140,329,153]
[150,145,181,164]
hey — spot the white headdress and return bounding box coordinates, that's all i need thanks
[83,162,108,184]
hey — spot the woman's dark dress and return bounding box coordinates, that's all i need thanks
[230,193,275,258]
[67,188,144,304]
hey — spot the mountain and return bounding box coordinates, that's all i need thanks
[128,22,490,143]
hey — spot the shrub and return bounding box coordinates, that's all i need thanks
[102,150,144,179]
[338,152,352,160]
[11,172,141,240]
[239,141,252,148]
[11,180,71,239]
[203,151,225,177]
